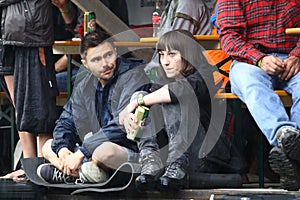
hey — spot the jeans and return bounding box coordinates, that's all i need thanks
[124,147,139,163]
[229,53,300,146]
[56,67,79,92]
[138,99,200,167]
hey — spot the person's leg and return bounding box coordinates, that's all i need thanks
[41,139,61,170]
[55,71,68,92]
[18,131,37,158]
[77,142,130,184]
[159,102,193,190]
[92,141,128,170]
[229,60,296,146]
[230,60,300,190]
[37,140,82,184]
[286,72,300,126]
[135,104,164,190]
[1,131,37,179]
[10,47,57,180]
[162,103,189,166]
[0,74,24,179]
[38,134,53,157]
[280,71,300,162]
[4,75,14,106]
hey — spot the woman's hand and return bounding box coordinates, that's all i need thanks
[119,100,139,134]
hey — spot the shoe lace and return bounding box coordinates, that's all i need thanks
[165,163,177,177]
[142,155,155,165]
[141,154,162,174]
[165,162,185,178]
[52,168,74,184]
[75,173,87,185]
[74,170,88,185]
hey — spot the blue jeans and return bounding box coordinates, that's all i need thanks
[56,67,79,92]
[229,53,300,146]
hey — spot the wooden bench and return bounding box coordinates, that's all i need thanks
[215,90,292,107]
[56,92,69,106]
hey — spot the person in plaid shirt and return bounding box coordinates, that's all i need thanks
[218,0,300,191]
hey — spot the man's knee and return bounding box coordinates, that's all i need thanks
[92,142,126,164]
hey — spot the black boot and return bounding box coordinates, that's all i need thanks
[159,162,186,191]
[269,146,300,191]
[135,154,164,191]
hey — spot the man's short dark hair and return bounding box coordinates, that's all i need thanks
[80,31,113,60]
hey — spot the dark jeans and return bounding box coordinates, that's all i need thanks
[138,100,200,167]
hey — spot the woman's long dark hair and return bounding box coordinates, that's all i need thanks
[156,29,212,78]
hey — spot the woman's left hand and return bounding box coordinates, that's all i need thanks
[119,100,139,134]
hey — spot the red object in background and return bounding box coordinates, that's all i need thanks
[77,22,84,38]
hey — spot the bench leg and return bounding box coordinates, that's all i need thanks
[258,132,264,188]
[232,100,265,188]
[67,54,72,99]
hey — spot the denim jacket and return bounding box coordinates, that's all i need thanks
[51,57,150,158]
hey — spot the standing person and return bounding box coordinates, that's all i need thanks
[218,0,300,190]
[158,0,212,36]
[100,0,129,25]
[120,30,218,191]
[146,0,213,82]
[36,31,150,184]
[52,0,82,92]
[0,0,58,180]
[52,0,129,92]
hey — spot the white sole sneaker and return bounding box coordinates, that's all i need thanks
[80,162,109,183]
[37,163,51,183]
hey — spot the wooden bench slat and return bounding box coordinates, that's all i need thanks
[215,90,290,99]
[215,90,292,107]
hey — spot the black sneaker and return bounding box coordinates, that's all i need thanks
[159,162,186,191]
[276,127,300,162]
[135,154,164,191]
[269,146,300,191]
[37,163,76,184]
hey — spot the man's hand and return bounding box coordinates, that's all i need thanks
[60,150,84,177]
[260,55,285,75]
[58,147,72,159]
[57,147,72,171]
[279,56,300,80]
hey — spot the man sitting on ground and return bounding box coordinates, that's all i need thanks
[36,31,149,184]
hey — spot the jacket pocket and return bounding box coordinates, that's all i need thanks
[3,0,34,42]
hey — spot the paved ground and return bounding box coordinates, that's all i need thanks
[1,179,300,200]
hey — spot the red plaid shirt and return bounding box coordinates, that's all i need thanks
[218,0,300,65]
